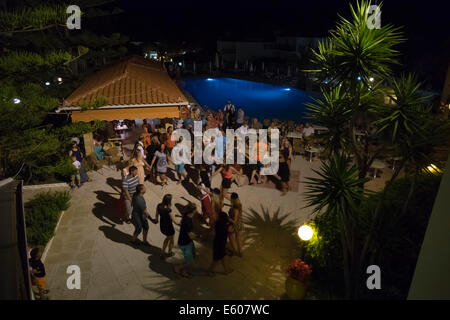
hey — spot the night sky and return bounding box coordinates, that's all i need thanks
[92,0,450,90]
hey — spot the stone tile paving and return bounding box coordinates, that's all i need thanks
[37,155,392,300]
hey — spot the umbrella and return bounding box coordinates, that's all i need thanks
[234,58,238,70]
[215,53,220,69]
[193,61,196,74]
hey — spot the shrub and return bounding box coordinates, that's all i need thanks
[303,173,442,299]
[303,211,345,297]
[360,174,442,299]
[25,191,70,246]
[54,156,77,180]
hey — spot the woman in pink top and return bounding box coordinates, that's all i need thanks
[212,164,242,201]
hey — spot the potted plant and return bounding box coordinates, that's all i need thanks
[285,258,312,300]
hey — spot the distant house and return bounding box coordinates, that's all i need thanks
[58,55,189,122]
[217,36,324,64]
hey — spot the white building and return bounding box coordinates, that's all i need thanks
[217,36,323,64]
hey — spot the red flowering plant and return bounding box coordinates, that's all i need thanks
[287,259,312,282]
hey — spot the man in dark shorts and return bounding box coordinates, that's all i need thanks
[173,203,200,278]
[130,184,156,245]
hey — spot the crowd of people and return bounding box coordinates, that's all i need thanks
[64,99,317,280]
[121,167,243,278]
[114,100,319,278]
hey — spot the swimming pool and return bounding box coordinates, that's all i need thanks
[182,77,318,122]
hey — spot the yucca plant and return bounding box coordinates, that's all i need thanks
[304,153,369,298]
[311,1,404,90]
[372,74,450,181]
[306,86,353,156]
[308,0,405,180]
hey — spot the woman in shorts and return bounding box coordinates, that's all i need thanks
[213,164,241,201]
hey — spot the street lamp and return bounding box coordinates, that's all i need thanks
[298,225,313,241]
[13,98,21,104]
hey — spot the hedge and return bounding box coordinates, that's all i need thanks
[25,191,70,247]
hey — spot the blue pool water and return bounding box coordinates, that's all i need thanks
[182,77,318,122]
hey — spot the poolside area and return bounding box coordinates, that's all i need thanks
[181,77,319,122]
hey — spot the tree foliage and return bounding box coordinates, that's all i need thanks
[303,0,449,299]
[0,0,124,183]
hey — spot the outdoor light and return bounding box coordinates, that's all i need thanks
[178,62,182,66]
[13,98,21,104]
[426,163,442,174]
[45,81,50,86]
[283,88,291,91]
[369,77,374,82]
[357,76,362,81]
[57,77,62,82]
[298,225,313,241]
[206,78,214,81]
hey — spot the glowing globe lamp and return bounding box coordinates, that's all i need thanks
[298,225,313,241]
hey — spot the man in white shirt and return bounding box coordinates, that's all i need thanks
[303,122,315,137]
[303,122,315,147]
[238,123,249,135]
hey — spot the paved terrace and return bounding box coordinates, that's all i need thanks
[32,154,391,300]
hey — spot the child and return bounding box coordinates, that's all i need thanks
[71,156,81,189]
[29,247,49,297]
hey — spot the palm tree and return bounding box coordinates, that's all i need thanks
[305,86,352,156]
[309,0,404,180]
[304,153,369,298]
[372,74,447,181]
[303,0,450,299]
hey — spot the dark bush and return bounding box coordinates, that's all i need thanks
[303,173,442,299]
[25,191,70,246]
